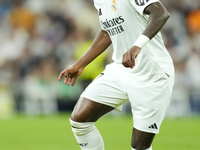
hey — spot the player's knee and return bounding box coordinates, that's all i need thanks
[70,104,86,122]
[70,119,95,136]
[70,110,81,122]
[70,97,96,122]
[70,107,91,122]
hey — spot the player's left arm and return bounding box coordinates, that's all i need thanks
[143,2,170,39]
[122,2,170,68]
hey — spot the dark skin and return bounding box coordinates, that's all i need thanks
[58,2,170,150]
[122,2,170,69]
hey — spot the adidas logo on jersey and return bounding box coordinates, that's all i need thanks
[148,123,158,129]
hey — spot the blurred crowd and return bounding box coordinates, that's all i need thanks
[0,0,200,118]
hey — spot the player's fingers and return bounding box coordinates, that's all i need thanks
[127,52,134,68]
[131,53,136,68]
[126,60,132,68]
[123,52,134,68]
[128,60,134,68]
[64,77,68,84]
[122,53,128,67]
[58,71,65,81]
[64,71,69,78]
[71,77,77,86]
[67,76,72,86]
[122,61,129,67]
[122,62,127,67]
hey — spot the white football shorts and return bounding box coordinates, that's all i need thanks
[81,62,174,134]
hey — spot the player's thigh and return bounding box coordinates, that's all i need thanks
[70,97,114,122]
[127,75,171,134]
[131,128,155,149]
[71,64,128,122]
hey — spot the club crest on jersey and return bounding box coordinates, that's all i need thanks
[112,0,116,12]
[135,0,149,6]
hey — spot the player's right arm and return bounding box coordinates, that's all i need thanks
[58,29,111,86]
[122,1,170,69]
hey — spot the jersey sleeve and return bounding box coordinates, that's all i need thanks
[130,0,160,15]
[94,3,106,31]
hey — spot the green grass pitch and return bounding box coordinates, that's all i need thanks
[0,113,200,150]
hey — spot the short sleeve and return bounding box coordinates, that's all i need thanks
[130,0,159,15]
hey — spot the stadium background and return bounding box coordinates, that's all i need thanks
[0,0,200,149]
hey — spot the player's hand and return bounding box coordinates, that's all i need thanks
[122,46,141,69]
[58,65,84,86]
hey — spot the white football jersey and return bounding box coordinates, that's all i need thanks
[94,0,174,82]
